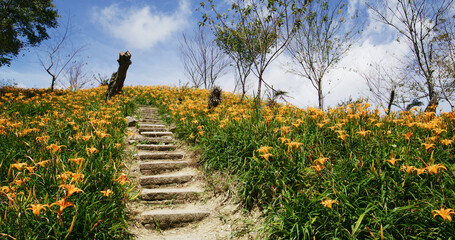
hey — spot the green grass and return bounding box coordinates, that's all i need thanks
[0,86,136,239]
[126,85,455,239]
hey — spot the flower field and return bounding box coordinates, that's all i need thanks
[2,85,455,239]
[129,86,455,239]
[0,87,136,239]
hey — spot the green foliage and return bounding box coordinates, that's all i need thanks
[129,85,455,239]
[0,86,135,239]
[0,0,59,67]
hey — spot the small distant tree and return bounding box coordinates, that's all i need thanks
[94,73,109,86]
[433,16,455,111]
[200,0,311,110]
[0,79,18,88]
[361,61,410,113]
[61,60,93,91]
[179,26,230,89]
[214,22,257,100]
[0,0,58,67]
[37,17,85,91]
[368,0,454,111]
[286,0,363,109]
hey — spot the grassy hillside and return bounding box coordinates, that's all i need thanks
[2,85,455,239]
[0,87,136,239]
[129,85,455,239]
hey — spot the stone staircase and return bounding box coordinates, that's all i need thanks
[131,106,210,230]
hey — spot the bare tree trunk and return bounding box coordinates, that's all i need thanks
[106,51,132,100]
[317,80,323,110]
[387,89,395,116]
[257,74,263,110]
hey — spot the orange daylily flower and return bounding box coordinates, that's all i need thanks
[59,184,84,197]
[415,168,427,175]
[336,130,349,141]
[10,162,27,171]
[113,173,130,185]
[27,203,48,216]
[260,153,273,161]
[15,177,30,186]
[50,198,76,214]
[278,137,289,144]
[385,155,401,166]
[426,164,447,175]
[432,208,455,222]
[36,135,50,143]
[35,160,50,168]
[86,146,98,154]
[257,146,273,154]
[68,157,84,165]
[46,143,64,153]
[101,189,113,197]
[321,199,339,209]
[421,143,435,151]
[433,128,446,135]
[314,157,329,165]
[441,139,453,146]
[356,129,371,137]
[285,141,304,150]
[403,132,412,140]
[311,164,325,172]
[81,135,91,141]
[401,165,417,174]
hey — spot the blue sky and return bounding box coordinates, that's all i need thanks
[1,0,414,110]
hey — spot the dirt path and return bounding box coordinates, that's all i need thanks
[125,106,261,240]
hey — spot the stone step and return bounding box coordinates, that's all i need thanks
[142,117,161,121]
[138,124,166,128]
[136,144,176,151]
[140,172,195,187]
[139,127,168,134]
[129,137,174,145]
[140,160,190,175]
[141,187,204,201]
[141,208,210,229]
[138,152,184,160]
[140,120,163,124]
[141,131,173,137]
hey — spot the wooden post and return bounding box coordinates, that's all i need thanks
[106,50,132,100]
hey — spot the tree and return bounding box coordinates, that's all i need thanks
[60,60,93,91]
[179,26,230,89]
[0,0,58,67]
[433,15,455,111]
[286,0,362,109]
[200,0,311,109]
[38,17,85,91]
[368,0,454,111]
[214,20,257,100]
[361,61,411,113]
[105,51,132,100]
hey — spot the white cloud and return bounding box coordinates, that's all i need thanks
[95,0,191,50]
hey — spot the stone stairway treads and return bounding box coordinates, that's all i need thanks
[137,152,184,160]
[140,131,173,137]
[138,123,166,128]
[129,137,174,144]
[136,144,176,151]
[131,106,209,231]
[139,169,197,186]
[141,208,210,229]
[141,187,204,201]
[139,160,190,175]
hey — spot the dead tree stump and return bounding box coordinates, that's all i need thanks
[106,50,132,100]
